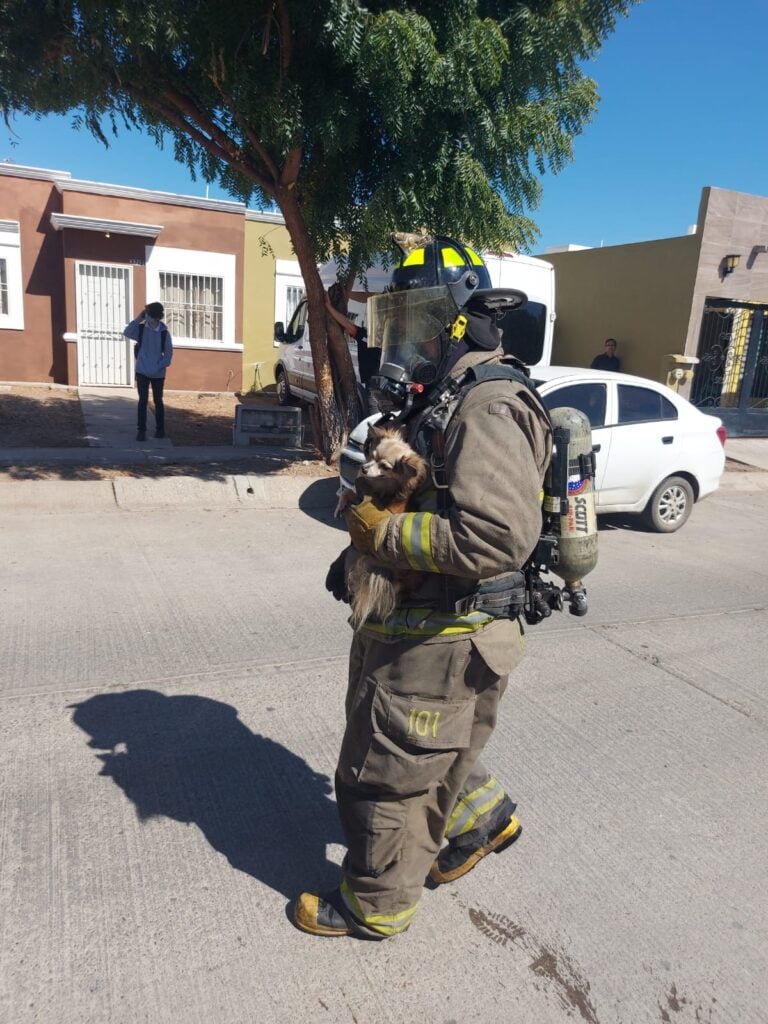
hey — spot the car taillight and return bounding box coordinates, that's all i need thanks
[716,424,727,448]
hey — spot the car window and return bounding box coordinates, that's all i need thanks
[618,384,677,424]
[542,382,607,429]
[288,301,307,342]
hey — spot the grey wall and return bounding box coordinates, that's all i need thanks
[684,187,768,356]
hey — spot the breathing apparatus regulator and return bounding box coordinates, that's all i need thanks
[365,233,599,624]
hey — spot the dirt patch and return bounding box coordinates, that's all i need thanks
[127,388,297,446]
[0,384,298,448]
[161,390,246,445]
[0,385,89,447]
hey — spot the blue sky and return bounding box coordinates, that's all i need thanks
[3,0,766,253]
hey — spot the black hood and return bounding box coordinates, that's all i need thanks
[464,310,501,351]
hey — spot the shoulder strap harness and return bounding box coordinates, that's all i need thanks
[404,362,552,619]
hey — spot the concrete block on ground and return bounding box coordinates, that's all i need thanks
[232,405,302,447]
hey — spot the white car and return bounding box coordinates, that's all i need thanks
[340,366,727,533]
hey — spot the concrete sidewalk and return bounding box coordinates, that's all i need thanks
[78,385,172,449]
[723,436,768,471]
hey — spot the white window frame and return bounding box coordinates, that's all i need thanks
[144,245,240,350]
[274,259,305,347]
[0,221,24,331]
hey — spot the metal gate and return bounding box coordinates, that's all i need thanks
[75,262,133,386]
[690,298,768,436]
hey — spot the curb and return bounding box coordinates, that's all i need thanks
[0,473,340,514]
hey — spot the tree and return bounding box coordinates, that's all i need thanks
[0,0,633,458]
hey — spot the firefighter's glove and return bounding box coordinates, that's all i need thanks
[345,496,391,555]
[325,549,349,603]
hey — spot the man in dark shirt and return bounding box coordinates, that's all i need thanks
[590,337,621,372]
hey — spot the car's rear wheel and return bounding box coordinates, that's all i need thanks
[643,475,694,533]
[276,368,292,406]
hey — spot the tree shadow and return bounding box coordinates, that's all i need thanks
[0,453,331,482]
[70,689,343,898]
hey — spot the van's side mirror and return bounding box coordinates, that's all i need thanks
[274,321,286,342]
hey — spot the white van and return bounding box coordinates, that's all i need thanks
[483,252,555,369]
[273,251,555,405]
[273,298,362,406]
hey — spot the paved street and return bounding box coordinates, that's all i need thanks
[0,468,766,1024]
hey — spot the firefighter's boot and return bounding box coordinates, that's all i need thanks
[429,795,522,885]
[293,888,386,940]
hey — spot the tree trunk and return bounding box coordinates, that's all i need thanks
[276,188,360,461]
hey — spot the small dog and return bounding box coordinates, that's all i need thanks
[336,425,428,629]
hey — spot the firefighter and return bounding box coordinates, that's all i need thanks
[294,238,553,939]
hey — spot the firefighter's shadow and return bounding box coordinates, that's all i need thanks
[70,689,343,899]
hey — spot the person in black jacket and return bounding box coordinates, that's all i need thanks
[590,337,621,372]
[123,302,173,441]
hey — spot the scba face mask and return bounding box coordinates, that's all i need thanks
[367,286,460,412]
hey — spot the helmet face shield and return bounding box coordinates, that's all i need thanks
[367,285,458,381]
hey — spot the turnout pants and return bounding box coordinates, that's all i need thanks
[336,617,524,937]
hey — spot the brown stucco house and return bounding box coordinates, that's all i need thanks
[1,162,247,392]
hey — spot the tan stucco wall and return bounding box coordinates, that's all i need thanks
[541,235,701,381]
[243,216,295,389]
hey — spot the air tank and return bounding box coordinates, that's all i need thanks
[542,407,598,615]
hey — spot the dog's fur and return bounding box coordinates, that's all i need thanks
[338,425,428,629]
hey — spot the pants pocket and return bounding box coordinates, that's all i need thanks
[338,793,407,878]
[357,683,476,797]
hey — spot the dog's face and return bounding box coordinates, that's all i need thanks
[358,426,427,501]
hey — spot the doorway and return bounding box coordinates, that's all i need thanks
[76,262,133,386]
[690,298,768,436]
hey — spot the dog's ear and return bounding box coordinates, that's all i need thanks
[364,423,382,456]
[393,457,419,479]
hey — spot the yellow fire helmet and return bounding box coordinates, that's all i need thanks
[391,236,491,309]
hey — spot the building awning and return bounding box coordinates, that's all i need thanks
[50,213,163,237]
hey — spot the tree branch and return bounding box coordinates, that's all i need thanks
[123,81,274,194]
[207,78,282,185]
[280,145,302,188]
[275,0,293,79]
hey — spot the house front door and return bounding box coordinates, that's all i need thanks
[691,299,768,437]
[76,262,133,386]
